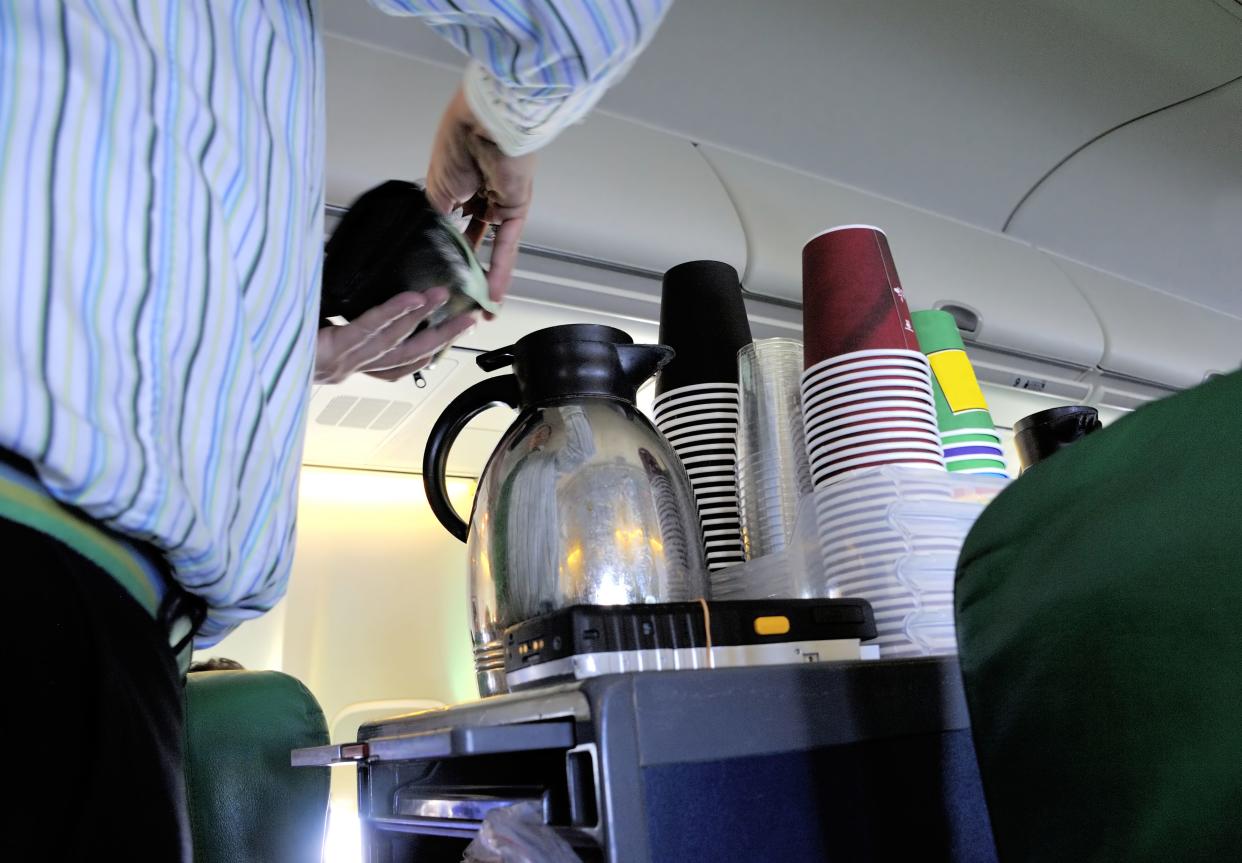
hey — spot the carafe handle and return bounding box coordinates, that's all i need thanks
[423,375,521,542]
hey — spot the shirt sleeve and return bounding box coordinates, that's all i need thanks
[369,0,673,155]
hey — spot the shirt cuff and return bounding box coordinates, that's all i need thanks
[462,61,607,157]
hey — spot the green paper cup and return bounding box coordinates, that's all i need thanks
[943,434,1003,449]
[945,457,1008,473]
[940,429,1002,444]
[913,309,998,434]
[911,309,967,353]
[931,394,994,434]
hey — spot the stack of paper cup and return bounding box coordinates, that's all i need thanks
[653,261,753,571]
[713,465,1008,655]
[911,309,1008,477]
[653,384,745,571]
[800,226,946,488]
[813,469,959,657]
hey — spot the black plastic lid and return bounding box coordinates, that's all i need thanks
[656,261,753,395]
[476,324,673,406]
[1013,405,1103,471]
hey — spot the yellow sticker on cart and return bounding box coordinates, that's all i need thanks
[928,349,988,414]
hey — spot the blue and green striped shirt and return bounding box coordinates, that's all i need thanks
[0,0,669,645]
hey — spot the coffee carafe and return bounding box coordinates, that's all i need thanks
[423,324,707,696]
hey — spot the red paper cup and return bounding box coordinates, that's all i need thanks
[804,349,928,378]
[810,429,943,456]
[811,442,945,470]
[813,457,944,487]
[803,391,936,419]
[801,366,931,392]
[804,362,930,389]
[804,412,940,441]
[803,226,920,367]
[806,418,942,447]
[802,377,934,406]
[808,433,941,464]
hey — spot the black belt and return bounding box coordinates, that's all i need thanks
[0,448,206,672]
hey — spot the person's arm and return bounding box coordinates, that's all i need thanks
[316,1,671,383]
[372,0,673,156]
[372,0,673,299]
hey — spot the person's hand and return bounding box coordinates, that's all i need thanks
[425,85,535,306]
[314,287,476,384]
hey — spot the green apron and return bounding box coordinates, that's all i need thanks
[956,369,1242,861]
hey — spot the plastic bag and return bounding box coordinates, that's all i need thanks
[462,802,581,863]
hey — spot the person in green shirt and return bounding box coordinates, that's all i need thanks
[956,369,1242,861]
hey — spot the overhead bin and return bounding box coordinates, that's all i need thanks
[1004,80,1242,325]
[1044,255,1242,390]
[697,146,1105,371]
[324,35,746,279]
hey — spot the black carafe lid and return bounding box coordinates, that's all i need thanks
[476,324,674,406]
[1013,405,1103,472]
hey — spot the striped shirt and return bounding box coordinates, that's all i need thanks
[379,0,672,155]
[0,0,668,646]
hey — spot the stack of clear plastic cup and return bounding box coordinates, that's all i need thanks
[735,339,813,560]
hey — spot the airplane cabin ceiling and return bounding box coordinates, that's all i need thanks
[323,0,1242,315]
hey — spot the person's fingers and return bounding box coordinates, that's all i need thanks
[425,87,533,309]
[315,288,451,384]
[334,288,448,359]
[485,214,526,303]
[351,289,436,337]
[358,312,477,373]
[316,293,425,383]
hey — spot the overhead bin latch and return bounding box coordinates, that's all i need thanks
[934,301,981,338]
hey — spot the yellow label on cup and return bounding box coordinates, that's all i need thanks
[928,349,988,414]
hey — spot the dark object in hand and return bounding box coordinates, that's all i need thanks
[321,180,496,329]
